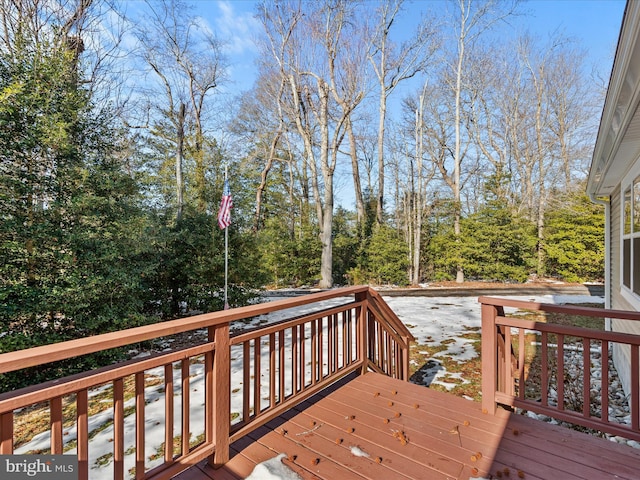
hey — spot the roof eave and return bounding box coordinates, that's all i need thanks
[588,0,640,197]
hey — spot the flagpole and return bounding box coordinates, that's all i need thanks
[223,163,229,310]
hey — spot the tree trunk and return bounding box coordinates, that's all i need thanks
[318,83,333,289]
[175,102,185,223]
[376,87,387,224]
[347,117,366,223]
[254,132,281,231]
[454,11,465,284]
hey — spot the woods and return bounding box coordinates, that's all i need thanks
[1,0,606,354]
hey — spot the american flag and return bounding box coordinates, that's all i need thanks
[217,179,232,229]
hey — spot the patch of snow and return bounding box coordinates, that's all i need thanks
[349,446,370,457]
[245,453,303,480]
[131,351,151,359]
[383,293,604,390]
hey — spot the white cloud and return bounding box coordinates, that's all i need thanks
[210,0,261,56]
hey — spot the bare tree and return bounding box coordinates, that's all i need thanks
[258,0,367,288]
[0,0,92,53]
[246,10,301,232]
[439,0,519,283]
[136,0,226,220]
[368,0,439,225]
[513,33,593,277]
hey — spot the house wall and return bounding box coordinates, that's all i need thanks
[610,186,635,396]
[609,186,633,393]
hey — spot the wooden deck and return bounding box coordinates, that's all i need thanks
[175,372,640,480]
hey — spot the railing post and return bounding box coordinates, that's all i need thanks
[481,302,499,415]
[356,292,368,375]
[210,323,230,468]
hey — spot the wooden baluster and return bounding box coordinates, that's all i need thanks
[378,323,383,370]
[357,303,367,375]
[496,325,506,396]
[331,313,340,373]
[243,342,250,423]
[601,340,609,424]
[269,333,276,408]
[343,310,349,367]
[292,326,299,395]
[583,338,591,418]
[114,378,124,480]
[632,344,639,431]
[278,330,285,403]
[369,315,377,367]
[402,334,410,381]
[253,337,261,417]
[518,329,525,400]
[327,316,333,375]
[135,372,145,479]
[380,329,386,374]
[504,326,513,396]
[181,358,190,456]
[557,334,565,411]
[394,338,399,380]
[311,321,317,384]
[205,349,214,446]
[76,390,88,480]
[164,364,174,462]
[318,318,324,380]
[541,332,549,408]
[299,325,306,391]
[50,396,63,454]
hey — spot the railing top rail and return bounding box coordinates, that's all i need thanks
[478,295,640,321]
[0,286,369,375]
[367,289,415,341]
[495,315,640,346]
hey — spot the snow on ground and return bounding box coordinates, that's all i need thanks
[385,293,603,351]
[384,293,604,392]
[245,453,303,480]
[15,292,603,479]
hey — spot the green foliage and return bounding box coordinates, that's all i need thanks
[348,224,410,286]
[0,37,157,388]
[0,37,150,334]
[144,208,260,317]
[332,207,359,286]
[429,202,536,282]
[544,193,605,282]
[256,217,321,288]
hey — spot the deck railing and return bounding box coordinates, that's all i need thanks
[480,296,640,442]
[0,286,413,480]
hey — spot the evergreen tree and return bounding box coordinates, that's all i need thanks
[332,207,359,286]
[354,224,410,286]
[544,192,605,282]
[428,175,537,283]
[0,35,153,388]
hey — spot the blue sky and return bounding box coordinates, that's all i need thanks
[200,0,626,94]
[516,0,625,68]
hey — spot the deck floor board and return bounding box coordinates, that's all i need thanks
[178,372,640,480]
